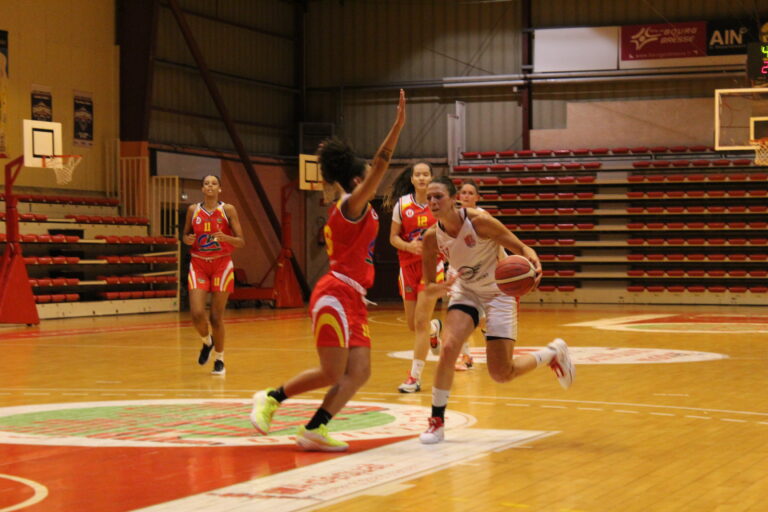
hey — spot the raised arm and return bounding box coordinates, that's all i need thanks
[345,89,406,218]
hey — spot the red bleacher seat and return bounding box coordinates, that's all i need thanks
[652,161,671,168]
[691,160,711,167]
[516,150,533,157]
[671,160,690,167]
[534,149,552,156]
[526,163,544,171]
[489,164,507,171]
[687,270,705,277]
[572,148,589,155]
[647,286,665,292]
[470,165,488,172]
[498,151,516,158]
[667,286,685,292]
[712,159,731,166]
[630,146,649,153]
[558,239,575,245]
[627,286,645,292]
[36,295,52,303]
[538,285,557,292]
[611,147,630,154]
[582,162,601,170]
[500,177,517,184]
[627,254,644,261]
[687,286,706,292]
[689,145,710,152]
[562,163,581,170]
[66,294,80,302]
[633,161,651,168]
[708,286,727,293]
[669,146,687,153]
[749,287,767,293]
[479,151,497,158]
[666,206,684,213]
[461,152,479,159]
[544,163,562,170]
[749,173,767,180]
[453,165,470,173]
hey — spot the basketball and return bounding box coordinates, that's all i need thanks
[495,255,536,297]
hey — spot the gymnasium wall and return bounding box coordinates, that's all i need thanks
[0,0,118,191]
[304,0,523,158]
[303,0,761,156]
[150,0,297,156]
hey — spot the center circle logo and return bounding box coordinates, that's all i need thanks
[0,399,475,448]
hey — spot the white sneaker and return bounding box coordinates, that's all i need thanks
[419,416,445,444]
[398,375,421,393]
[429,319,442,355]
[548,338,575,389]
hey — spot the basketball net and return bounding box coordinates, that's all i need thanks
[41,154,82,184]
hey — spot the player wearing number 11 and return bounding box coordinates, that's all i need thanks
[183,175,245,376]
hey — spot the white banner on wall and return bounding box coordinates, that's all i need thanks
[533,26,619,73]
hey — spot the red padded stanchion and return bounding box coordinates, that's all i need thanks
[0,156,40,325]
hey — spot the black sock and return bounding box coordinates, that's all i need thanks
[306,408,333,430]
[431,405,446,420]
[268,386,288,403]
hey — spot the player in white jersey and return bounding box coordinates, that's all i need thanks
[417,176,575,444]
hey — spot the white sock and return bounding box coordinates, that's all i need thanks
[432,387,450,407]
[532,347,556,367]
[410,359,425,380]
[213,350,224,361]
[201,335,212,346]
[461,341,470,357]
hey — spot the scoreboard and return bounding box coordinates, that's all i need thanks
[747,42,768,83]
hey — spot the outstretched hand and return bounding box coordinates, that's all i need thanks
[394,89,406,128]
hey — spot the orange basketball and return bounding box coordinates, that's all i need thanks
[495,255,536,297]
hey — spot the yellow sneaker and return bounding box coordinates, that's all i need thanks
[295,424,349,452]
[249,389,279,434]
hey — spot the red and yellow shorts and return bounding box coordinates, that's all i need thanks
[188,255,234,293]
[398,259,445,301]
[310,273,370,348]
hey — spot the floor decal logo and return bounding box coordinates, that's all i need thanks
[0,399,474,448]
[389,346,727,365]
[568,313,768,334]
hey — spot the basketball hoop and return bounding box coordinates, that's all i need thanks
[749,138,768,166]
[41,154,82,184]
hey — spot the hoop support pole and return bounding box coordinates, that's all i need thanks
[1,155,40,325]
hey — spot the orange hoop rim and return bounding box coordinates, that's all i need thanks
[40,154,83,168]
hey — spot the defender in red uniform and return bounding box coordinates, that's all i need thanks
[384,162,445,393]
[182,175,245,376]
[250,89,407,452]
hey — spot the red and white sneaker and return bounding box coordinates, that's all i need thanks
[548,338,575,389]
[455,353,473,371]
[398,375,421,393]
[419,416,445,444]
[429,318,442,355]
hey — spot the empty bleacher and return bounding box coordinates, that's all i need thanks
[1,193,180,319]
[452,145,768,305]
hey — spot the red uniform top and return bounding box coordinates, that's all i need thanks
[190,202,234,258]
[393,194,437,267]
[323,196,379,290]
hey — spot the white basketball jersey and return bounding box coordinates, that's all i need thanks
[436,209,499,294]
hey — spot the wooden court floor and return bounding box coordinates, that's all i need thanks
[1,302,767,511]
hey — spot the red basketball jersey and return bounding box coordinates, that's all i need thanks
[323,197,379,290]
[395,194,436,266]
[190,202,234,258]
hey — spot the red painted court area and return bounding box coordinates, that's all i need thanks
[0,437,408,511]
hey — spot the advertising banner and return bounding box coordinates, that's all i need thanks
[31,84,52,121]
[73,90,93,147]
[621,21,706,61]
[707,21,756,55]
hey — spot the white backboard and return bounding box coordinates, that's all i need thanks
[23,119,63,168]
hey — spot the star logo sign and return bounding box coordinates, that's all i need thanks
[630,27,660,50]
